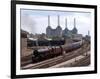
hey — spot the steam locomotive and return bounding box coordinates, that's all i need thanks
[32,40,83,63]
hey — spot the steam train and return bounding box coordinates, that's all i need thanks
[32,40,84,63]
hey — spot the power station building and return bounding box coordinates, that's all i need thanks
[46,15,62,38]
[46,15,78,39]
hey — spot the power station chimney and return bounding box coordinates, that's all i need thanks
[74,18,76,28]
[48,15,50,26]
[65,18,67,28]
[88,30,90,36]
[58,15,60,26]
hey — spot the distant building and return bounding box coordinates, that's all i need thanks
[84,30,90,43]
[62,18,71,38]
[71,18,78,34]
[46,16,78,39]
[72,34,83,41]
[21,29,28,57]
[62,18,78,39]
[21,29,28,38]
[46,15,62,38]
[21,29,28,48]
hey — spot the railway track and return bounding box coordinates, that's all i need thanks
[21,55,32,66]
[50,54,90,68]
[72,55,90,67]
[22,43,90,69]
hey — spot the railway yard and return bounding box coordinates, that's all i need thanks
[21,40,90,69]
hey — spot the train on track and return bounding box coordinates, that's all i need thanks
[32,40,84,63]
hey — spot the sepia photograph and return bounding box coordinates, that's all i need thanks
[11,1,97,78]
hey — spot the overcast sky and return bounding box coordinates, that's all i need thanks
[21,9,92,36]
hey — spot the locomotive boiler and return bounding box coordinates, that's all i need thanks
[32,40,83,63]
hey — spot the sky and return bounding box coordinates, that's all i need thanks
[21,9,92,36]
